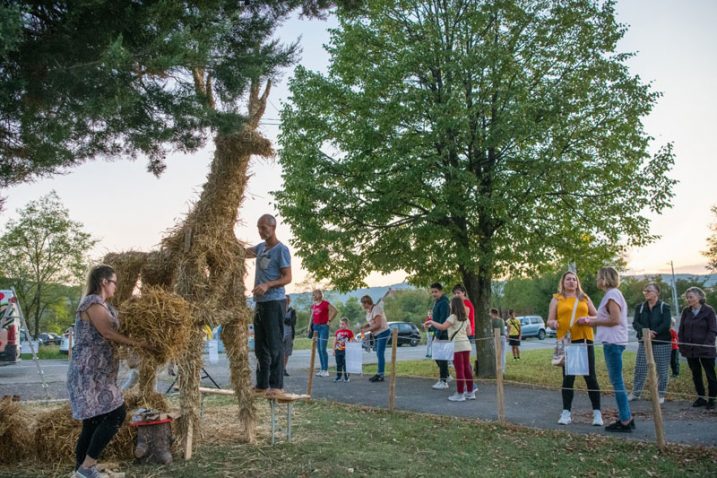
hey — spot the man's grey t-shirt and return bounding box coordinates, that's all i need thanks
[253,241,291,303]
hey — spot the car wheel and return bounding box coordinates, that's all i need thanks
[410,338,418,347]
[538,329,546,340]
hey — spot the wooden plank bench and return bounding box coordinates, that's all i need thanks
[198,387,310,444]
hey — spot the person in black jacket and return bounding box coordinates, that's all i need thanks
[678,287,717,409]
[429,283,450,390]
[628,283,673,404]
[282,296,297,377]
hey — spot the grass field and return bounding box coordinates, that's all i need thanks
[20,344,66,360]
[2,397,714,478]
[363,348,697,401]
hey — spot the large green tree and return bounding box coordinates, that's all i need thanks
[276,0,675,376]
[0,0,361,187]
[0,192,95,338]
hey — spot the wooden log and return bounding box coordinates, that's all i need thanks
[388,327,398,411]
[643,328,667,451]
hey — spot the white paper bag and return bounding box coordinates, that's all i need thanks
[431,340,454,361]
[346,342,363,374]
[207,339,219,364]
[564,343,589,376]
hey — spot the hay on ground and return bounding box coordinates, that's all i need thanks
[0,397,33,464]
[118,287,193,365]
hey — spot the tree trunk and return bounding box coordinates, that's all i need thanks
[464,267,495,378]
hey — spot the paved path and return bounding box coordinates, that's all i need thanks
[3,336,708,447]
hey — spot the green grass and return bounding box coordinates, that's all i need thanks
[20,344,66,360]
[3,398,714,477]
[363,348,696,400]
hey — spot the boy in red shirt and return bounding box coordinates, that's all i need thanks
[333,318,355,382]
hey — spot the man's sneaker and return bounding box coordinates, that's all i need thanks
[605,420,633,433]
[557,410,572,425]
[334,376,342,383]
[448,392,466,402]
[707,399,715,410]
[369,374,385,382]
[432,380,449,390]
[692,397,708,407]
[343,376,350,383]
[465,390,476,400]
[592,410,604,426]
[627,392,638,401]
[658,397,665,405]
[74,466,102,478]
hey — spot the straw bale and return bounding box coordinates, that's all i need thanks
[176,325,204,447]
[103,251,148,304]
[222,312,256,443]
[0,397,33,464]
[34,404,80,463]
[118,287,193,364]
[141,250,174,288]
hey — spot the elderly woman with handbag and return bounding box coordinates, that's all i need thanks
[547,271,602,427]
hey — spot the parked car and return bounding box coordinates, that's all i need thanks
[39,332,62,346]
[0,290,21,365]
[362,321,421,351]
[517,315,547,340]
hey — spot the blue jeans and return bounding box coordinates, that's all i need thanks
[315,324,330,371]
[374,329,391,376]
[603,343,632,422]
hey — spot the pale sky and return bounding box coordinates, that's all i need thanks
[2,1,715,292]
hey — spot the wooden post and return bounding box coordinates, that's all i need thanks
[388,327,399,411]
[183,421,193,460]
[306,336,317,397]
[494,328,505,425]
[643,328,667,451]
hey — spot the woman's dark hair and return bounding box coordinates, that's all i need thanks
[452,284,466,294]
[84,265,115,297]
[360,295,373,305]
[450,297,467,322]
[490,308,500,316]
[508,309,516,318]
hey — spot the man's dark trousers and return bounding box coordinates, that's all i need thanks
[254,300,285,389]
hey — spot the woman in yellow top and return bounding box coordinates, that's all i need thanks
[547,271,602,426]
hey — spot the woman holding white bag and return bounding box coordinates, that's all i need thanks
[547,271,602,426]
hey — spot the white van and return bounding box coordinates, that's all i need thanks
[0,290,21,365]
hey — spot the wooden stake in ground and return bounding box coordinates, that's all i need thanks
[183,421,193,460]
[494,328,505,425]
[307,336,317,397]
[643,327,667,451]
[389,327,398,411]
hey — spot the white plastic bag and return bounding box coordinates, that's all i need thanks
[564,343,589,376]
[431,340,455,361]
[346,342,363,374]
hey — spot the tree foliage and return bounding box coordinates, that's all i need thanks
[0,192,95,338]
[705,205,717,271]
[0,0,362,186]
[277,0,676,376]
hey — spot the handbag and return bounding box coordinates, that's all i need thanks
[551,295,581,366]
[565,342,589,376]
[430,320,466,361]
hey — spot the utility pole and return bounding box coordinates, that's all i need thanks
[670,261,680,317]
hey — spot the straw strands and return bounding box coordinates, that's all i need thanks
[103,251,148,304]
[118,286,194,365]
[0,397,33,464]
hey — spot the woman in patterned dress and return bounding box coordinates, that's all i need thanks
[67,265,147,478]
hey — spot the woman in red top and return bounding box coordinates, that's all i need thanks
[452,284,475,342]
[670,318,680,377]
[311,289,338,377]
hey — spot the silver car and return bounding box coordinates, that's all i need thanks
[517,315,547,340]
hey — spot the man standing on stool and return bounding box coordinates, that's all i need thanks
[246,214,292,398]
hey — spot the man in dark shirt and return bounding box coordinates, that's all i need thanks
[429,282,450,389]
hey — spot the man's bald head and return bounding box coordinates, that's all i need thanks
[257,214,277,241]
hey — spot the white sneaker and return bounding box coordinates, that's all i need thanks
[627,392,638,401]
[592,410,604,426]
[448,392,465,402]
[472,384,478,393]
[558,410,572,425]
[432,380,449,390]
[465,390,476,400]
[658,397,665,405]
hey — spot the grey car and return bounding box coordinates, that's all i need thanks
[517,315,547,340]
